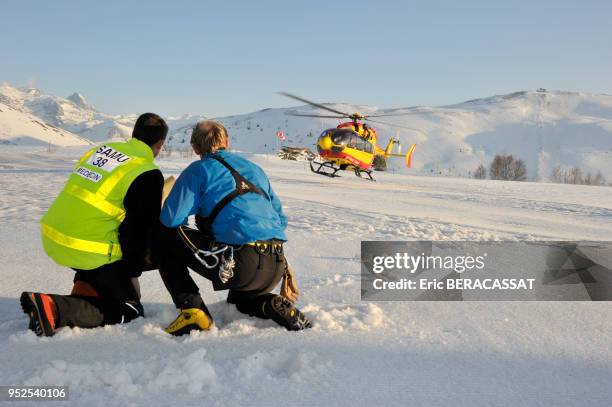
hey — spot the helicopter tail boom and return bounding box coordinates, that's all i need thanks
[386,143,417,168]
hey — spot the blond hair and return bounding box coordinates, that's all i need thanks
[191,120,228,154]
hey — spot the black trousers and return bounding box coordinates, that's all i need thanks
[152,225,286,318]
[50,261,144,329]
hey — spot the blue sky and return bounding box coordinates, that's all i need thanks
[2,0,611,117]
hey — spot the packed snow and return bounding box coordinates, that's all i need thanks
[0,145,611,406]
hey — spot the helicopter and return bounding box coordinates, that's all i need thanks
[279,92,420,181]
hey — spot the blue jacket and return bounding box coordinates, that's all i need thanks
[160,150,287,244]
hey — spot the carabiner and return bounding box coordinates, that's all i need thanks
[195,250,220,269]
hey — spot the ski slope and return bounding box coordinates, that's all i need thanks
[0,147,611,406]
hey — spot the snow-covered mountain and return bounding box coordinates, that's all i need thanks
[66,92,91,110]
[0,84,135,143]
[0,102,92,146]
[2,84,612,181]
[164,90,612,181]
[0,84,209,145]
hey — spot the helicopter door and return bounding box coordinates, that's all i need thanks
[341,132,360,149]
[352,136,365,151]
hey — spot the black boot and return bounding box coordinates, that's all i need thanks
[264,295,312,331]
[231,293,312,331]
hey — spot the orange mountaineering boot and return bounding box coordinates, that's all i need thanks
[20,292,58,337]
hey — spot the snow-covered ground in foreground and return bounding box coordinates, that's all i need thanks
[0,147,611,406]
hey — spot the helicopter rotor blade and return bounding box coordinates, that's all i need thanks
[278,92,350,118]
[365,111,419,118]
[364,118,427,136]
[286,112,347,119]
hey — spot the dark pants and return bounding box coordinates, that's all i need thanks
[50,262,144,329]
[152,225,286,318]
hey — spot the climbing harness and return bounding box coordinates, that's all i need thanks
[177,154,278,284]
[178,226,236,284]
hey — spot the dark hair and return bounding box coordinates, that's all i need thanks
[132,113,168,146]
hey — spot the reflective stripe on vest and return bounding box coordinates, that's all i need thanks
[41,138,157,270]
[97,157,147,198]
[61,156,147,222]
[63,183,126,221]
[42,223,122,257]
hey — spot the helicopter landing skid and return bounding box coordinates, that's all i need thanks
[354,168,375,181]
[309,159,376,181]
[309,160,341,178]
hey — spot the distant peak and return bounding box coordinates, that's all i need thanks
[67,92,90,109]
[24,87,41,96]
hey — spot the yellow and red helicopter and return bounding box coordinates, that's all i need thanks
[280,92,419,181]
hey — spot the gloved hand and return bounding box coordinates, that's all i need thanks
[161,176,176,208]
[280,263,300,304]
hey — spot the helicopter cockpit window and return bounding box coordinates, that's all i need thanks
[330,129,357,146]
[364,141,373,153]
[321,129,335,139]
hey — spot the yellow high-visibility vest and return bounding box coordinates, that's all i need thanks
[41,138,158,270]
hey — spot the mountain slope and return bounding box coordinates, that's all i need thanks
[2,84,612,181]
[195,90,612,181]
[0,102,92,146]
[0,85,134,143]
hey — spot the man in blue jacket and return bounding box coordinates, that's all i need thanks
[154,120,311,335]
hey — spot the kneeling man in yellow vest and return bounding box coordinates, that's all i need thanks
[20,113,167,337]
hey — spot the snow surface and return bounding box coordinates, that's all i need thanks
[0,146,611,406]
[0,103,92,147]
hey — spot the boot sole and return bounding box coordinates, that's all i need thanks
[20,292,55,337]
[269,296,312,331]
